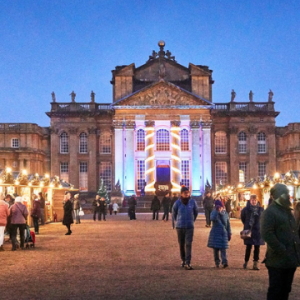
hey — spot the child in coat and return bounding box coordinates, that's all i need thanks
[113,202,119,215]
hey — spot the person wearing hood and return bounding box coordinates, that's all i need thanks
[0,195,10,251]
[241,195,265,270]
[31,194,41,235]
[172,186,198,270]
[151,195,161,220]
[62,192,73,235]
[261,183,300,300]
[207,200,231,268]
[10,196,28,250]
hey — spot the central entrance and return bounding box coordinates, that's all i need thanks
[155,160,171,196]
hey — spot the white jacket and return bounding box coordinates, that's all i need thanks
[113,203,119,211]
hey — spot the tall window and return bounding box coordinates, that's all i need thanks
[239,162,247,183]
[100,133,111,154]
[215,162,227,185]
[11,138,19,148]
[258,162,266,177]
[79,132,88,153]
[60,132,69,154]
[137,129,145,151]
[238,132,247,153]
[181,160,190,188]
[258,132,266,153]
[100,162,112,191]
[137,160,145,190]
[180,129,189,151]
[60,162,69,182]
[215,132,227,154]
[79,162,88,191]
[156,129,169,151]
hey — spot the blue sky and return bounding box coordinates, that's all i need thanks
[0,0,299,126]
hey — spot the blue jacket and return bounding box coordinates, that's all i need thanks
[207,209,231,249]
[172,198,198,229]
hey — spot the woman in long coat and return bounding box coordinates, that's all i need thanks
[241,195,265,270]
[63,193,73,235]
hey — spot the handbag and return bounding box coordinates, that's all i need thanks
[240,229,252,240]
[79,207,84,216]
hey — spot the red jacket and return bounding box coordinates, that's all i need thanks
[0,200,10,226]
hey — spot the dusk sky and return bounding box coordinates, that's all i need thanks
[0,1,299,126]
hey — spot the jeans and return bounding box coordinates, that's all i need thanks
[162,210,169,221]
[213,248,227,266]
[74,209,80,224]
[32,217,39,233]
[245,245,260,262]
[128,208,136,220]
[267,267,296,300]
[176,228,194,264]
[205,208,213,226]
[11,224,26,249]
[152,210,159,220]
[93,209,99,221]
[99,212,106,220]
[0,226,5,246]
[40,208,45,225]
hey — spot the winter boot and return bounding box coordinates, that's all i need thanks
[243,262,248,269]
[253,261,260,270]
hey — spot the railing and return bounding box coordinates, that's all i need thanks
[213,102,274,112]
[51,102,112,112]
[0,123,41,132]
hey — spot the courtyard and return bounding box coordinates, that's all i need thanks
[1,213,299,300]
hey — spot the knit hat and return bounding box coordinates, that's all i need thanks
[15,196,23,203]
[181,186,189,193]
[215,200,224,208]
[270,183,289,200]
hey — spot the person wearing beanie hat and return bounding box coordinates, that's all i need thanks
[207,198,231,268]
[172,186,198,270]
[261,183,300,300]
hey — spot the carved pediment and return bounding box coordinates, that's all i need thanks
[113,81,211,107]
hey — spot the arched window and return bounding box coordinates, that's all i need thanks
[156,129,170,151]
[238,131,247,153]
[257,132,266,153]
[79,132,88,153]
[180,129,189,151]
[60,132,69,154]
[215,131,227,154]
[215,161,227,185]
[100,133,111,154]
[136,129,145,151]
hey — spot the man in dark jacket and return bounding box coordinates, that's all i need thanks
[172,186,198,270]
[92,195,100,221]
[128,196,137,220]
[99,197,107,221]
[161,192,171,221]
[38,192,45,225]
[203,192,214,227]
[170,193,178,213]
[151,196,161,220]
[261,183,300,300]
[225,197,232,215]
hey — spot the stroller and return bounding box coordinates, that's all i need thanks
[24,225,35,248]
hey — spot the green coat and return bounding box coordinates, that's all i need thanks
[261,200,300,269]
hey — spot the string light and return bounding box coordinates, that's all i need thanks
[145,132,155,140]
[171,155,181,162]
[171,166,181,174]
[171,143,180,150]
[145,144,154,151]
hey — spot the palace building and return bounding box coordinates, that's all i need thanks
[0,41,299,196]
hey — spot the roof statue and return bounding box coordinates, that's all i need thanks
[231,89,236,102]
[90,90,95,103]
[51,91,56,102]
[268,89,274,102]
[70,91,76,102]
[249,90,254,102]
[147,40,176,62]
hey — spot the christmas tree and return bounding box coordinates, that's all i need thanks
[97,178,110,203]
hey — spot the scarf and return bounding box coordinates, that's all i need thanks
[249,204,259,228]
[181,197,190,205]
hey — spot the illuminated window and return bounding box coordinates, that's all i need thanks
[180,129,189,151]
[156,129,169,151]
[239,162,247,182]
[100,134,111,154]
[238,132,247,153]
[137,160,145,190]
[100,162,112,191]
[215,162,227,185]
[258,162,266,177]
[258,132,266,153]
[12,161,18,168]
[181,160,190,188]
[60,162,69,182]
[215,132,227,154]
[79,162,88,191]
[11,138,19,148]
[79,132,88,153]
[60,132,69,154]
[137,129,145,151]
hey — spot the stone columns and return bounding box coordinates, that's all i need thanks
[124,121,135,195]
[114,121,124,192]
[249,128,257,179]
[170,121,181,193]
[191,121,201,195]
[202,121,212,187]
[88,127,97,192]
[69,128,78,188]
[145,121,155,194]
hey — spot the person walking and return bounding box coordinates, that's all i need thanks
[161,192,171,221]
[73,194,81,224]
[261,183,300,300]
[203,192,214,227]
[225,197,232,216]
[151,195,161,220]
[172,186,198,270]
[92,195,100,221]
[38,192,45,225]
[63,192,73,235]
[108,203,113,215]
[31,195,41,235]
[241,195,264,270]
[207,200,231,268]
[113,202,119,215]
[128,196,137,220]
[10,196,28,250]
[99,197,107,221]
[0,196,10,251]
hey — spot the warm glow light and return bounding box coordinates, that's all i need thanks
[145,187,156,192]
[238,183,243,188]
[145,167,155,175]
[274,172,280,179]
[145,132,155,140]
[171,166,181,174]
[145,155,155,162]
[270,183,274,187]
[40,183,44,187]
[171,182,181,189]
[171,127,180,131]
[253,184,257,189]
[59,185,62,189]
[45,174,49,178]
[15,181,19,185]
[260,184,264,188]
[171,188,181,192]
[49,183,54,188]
[144,127,154,131]
[145,144,154,151]
[35,173,39,177]
[171,155,181,162]
[22,170,27,175]
[171,143,180,150]
[28,183,32,186]
[170,132,180,139]
[0,179,2,184]
[6,167,12,173]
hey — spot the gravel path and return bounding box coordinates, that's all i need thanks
[1,213,299,300]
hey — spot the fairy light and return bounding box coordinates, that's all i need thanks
[15,181,20,185]
[171,155,181,162]
[171,166,181,174]
[22,169,27,175]
[6,167,12,173]
[171,127,180,131]
[171,143,180,150]
[170,132,180,139]
[145,144,154,151]
[49,183,54,188]
[145,167,155,175]
[45,174,49,178]
[145,132,155,140]
[145,155,155,163]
